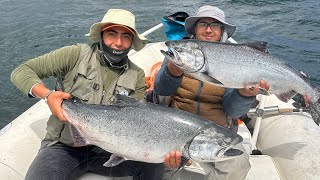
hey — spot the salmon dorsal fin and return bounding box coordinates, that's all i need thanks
[113,94,139,107]
[276,90,298,103]
[245,41,270,54]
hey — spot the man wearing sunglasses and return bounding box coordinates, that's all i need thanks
[155,5,270,180]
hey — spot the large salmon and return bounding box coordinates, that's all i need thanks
[161,40,320,125]
[62,95,243,167]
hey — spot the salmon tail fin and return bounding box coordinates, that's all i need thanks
[276,90,297,103]
[310,100,320,125]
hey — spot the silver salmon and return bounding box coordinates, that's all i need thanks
[62,95,243,167]
[161,39,320,125]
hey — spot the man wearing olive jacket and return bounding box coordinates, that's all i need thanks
[11,9,164,180]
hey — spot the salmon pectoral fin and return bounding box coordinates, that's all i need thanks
[70,124,90,147]
[103,154,126,167]
[189,72,224,86]
[164,156,190,180]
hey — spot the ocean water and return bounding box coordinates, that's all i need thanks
[0,0,319,128]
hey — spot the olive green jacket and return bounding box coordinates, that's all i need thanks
[11,43,146,146]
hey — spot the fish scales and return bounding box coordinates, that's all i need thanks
[176,40,316,98]
[162,39,320,125]
[62,95,243,165]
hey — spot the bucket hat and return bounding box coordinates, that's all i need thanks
[185,5,236,38]
[86,9,148,51]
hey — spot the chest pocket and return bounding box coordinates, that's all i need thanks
[72,71,99,102]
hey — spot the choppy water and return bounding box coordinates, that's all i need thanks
[1,0,319,128]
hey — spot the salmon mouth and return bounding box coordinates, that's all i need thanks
[160,49,174,59]
[167,50,175,58]
[160,49,184,69]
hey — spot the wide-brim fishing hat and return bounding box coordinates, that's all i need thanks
[185,5,236,38]
[86,9,148,51]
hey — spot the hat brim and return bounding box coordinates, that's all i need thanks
[85,22,148,51]
[185,16,236,38]
[101,24,136,36]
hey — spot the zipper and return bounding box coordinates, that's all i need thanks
[100,68,126,104]
[100,90,106,104]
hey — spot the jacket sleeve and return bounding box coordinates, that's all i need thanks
[222,88,256,119]
[154,58,183,96]
[11,45,80,96]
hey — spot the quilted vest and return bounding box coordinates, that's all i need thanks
[171,74,228,127]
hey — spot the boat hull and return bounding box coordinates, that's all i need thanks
[255,112,320,180]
